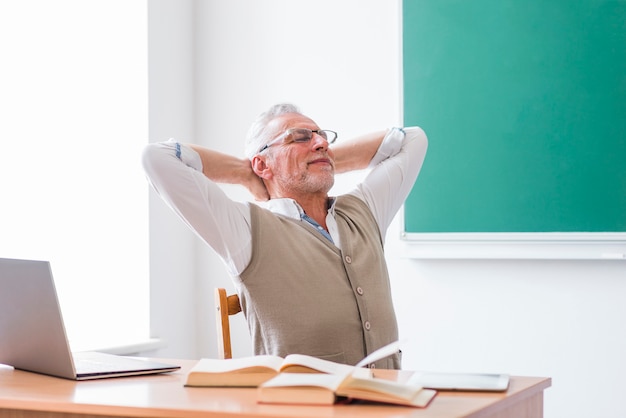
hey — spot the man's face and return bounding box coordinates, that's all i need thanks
[261,113,336,197]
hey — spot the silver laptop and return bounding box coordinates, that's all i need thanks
[0,257,180,380]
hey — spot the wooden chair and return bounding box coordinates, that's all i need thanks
[214,288,242,359]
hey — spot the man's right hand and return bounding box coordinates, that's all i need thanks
[247,169,270,201]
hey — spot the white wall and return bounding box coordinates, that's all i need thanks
[147,2,626,418]
[147,0,199,359]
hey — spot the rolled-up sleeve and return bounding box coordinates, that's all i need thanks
[142,140,252,276]
[368,127,405,168]
[353,126,428,238]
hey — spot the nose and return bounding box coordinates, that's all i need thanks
[311,132,329,151]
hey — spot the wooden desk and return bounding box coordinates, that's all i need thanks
[0,360,550,418]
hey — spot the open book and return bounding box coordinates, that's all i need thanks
[257,368,437,407]
[185,340,402,387]
[185,354,369,387]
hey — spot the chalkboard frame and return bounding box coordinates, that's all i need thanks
[399,227,626,260]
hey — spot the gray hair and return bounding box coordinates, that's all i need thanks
[244,103,302,160]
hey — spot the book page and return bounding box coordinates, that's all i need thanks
[280,354,363,375]
[190,355,284,374]
[355,340,403,367]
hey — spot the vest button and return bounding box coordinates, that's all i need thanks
[364,321,371,330]
[356,286,364,295]
[345,255,352,263]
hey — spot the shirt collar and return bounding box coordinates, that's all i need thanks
[261,197,337,220]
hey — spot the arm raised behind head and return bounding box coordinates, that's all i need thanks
[188,144,269,201]
[331,130,388,174]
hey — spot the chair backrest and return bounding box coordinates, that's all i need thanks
[214,287,242,359]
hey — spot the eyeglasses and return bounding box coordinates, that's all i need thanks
[258,128,338,153]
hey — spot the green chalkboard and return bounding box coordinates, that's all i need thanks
[403,0,626,235]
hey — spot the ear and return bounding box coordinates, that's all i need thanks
[251,155,273,180]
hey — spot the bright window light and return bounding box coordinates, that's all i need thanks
[0,1,149,349]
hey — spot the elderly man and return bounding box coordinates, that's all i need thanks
[142,103,427,369]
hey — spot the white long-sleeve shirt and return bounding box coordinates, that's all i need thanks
[142,126,428,276]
